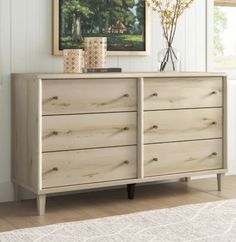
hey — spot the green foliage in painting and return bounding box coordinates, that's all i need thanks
[59,0,145,51]
[214,6,227,56]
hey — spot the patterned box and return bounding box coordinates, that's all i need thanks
[63,49,84,73]
[84,37,107,68]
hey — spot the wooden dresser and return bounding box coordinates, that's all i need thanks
[12,72,227,215]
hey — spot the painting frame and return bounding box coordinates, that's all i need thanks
[52,0,150,56]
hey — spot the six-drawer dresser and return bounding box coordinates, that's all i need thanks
[12,72,228,215]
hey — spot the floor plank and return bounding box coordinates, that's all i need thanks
[0,176,236,233]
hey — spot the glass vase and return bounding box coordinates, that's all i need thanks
[158,47,181,72]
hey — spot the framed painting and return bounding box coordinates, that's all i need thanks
[52,0,150,56]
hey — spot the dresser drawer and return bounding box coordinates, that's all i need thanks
[42,146,137,188]
[42,112,137,152]
[144,139,223,177]
[42,79,137,115]
[144,108,222,144]
[144,77,222,110]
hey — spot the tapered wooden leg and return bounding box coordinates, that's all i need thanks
[37,194,46,216]
[217,174,224,191]
[14,183,21,202]
[127,184,136,200]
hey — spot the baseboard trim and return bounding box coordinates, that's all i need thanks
[0,181,14,202]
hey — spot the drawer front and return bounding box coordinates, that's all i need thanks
[144,139,223,177]
[144,77,222,110]
[144,108,222,144]
[42,146,137,188]
[42,79,137,115]
[42,112,137,152]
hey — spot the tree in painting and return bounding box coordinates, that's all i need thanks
[59,0,145,51]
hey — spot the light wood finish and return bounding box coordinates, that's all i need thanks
[40,168,227,194]
[12,72,228,80]
[37,194,46,216]
[11,76,40,193]
[144,108,222,144]
[217,173,224,191]
[11,72,227,215]
[144,139,223,177]
[42,112,137,152]
[42,146,137,188]
[42,78,137,115]
[52,0,150,56]
[137,78,144,179]
[223,76,228,170]
[144,77,222,110]
[215,0,236,7]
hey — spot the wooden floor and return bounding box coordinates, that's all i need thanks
[1,175,236,233]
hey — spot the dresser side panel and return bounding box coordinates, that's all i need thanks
[11,76,40,193]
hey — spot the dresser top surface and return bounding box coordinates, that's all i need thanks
[12,72,227,80]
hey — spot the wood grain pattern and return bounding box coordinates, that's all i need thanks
[144,77,223,110]
[11,73,227,216]
[137,78,144,179]
[144,108,223,144]
[42,78,137,115]
[42,146,137,188]
[42,112,137,152]
[144,139,223,177]
[11,76,40,193]
[12,73,227,81]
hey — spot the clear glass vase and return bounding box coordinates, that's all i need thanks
[158,47,181,72]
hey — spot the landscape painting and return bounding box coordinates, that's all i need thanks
[53,0,148,55]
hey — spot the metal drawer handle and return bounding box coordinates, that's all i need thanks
[52,131,58,136]
[211,121,217,125]
[52,96,59,100]
[152,158,158,162]
[209,152,217,158]
[210,91,217,95]
[52,167,59,172]
[123,160,129,165]
[123,94,129,98]
[152,92,158,97]
[152,125,158,129]
[123,127,130,131]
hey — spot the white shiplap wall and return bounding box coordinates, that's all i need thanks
[0,0,207,202]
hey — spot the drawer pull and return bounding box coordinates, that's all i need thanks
[152,92,158,97]
[52,96,59,100]
[52,131,58,136]
[123,127,130,131]
[209,152,217,158]
[152,158,158,162]
[210,91,217,95]
[211,121,217,125]
[152,125,158,129]
[123,160,129,165]
[123,94,130,98]
[52,167,59,172]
